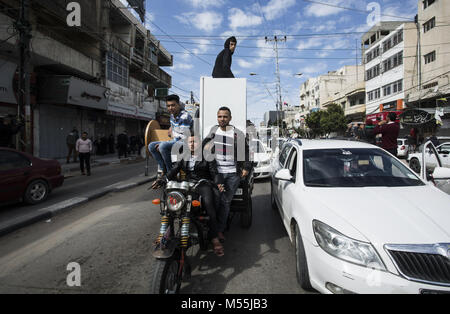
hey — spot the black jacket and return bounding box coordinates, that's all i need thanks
[166,157,223,185]
[212,37,235,78]
[0,123,21,147]
[202,125,253,174]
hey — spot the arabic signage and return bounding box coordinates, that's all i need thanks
[0,60,17,104]
[38,76,108,110]
[400,109,434,125]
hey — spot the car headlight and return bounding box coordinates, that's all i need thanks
[312,220,386,271]
[166,192,185,212]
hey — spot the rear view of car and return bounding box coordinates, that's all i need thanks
[397,138,409,158]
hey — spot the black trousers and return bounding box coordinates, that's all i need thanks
[79,152,91,174]
[118,145,127,158]
[197,183,221,240]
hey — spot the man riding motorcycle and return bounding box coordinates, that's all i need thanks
[152,134,226,256]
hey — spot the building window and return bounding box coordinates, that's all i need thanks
[107,51,129,87]
[383,84,392,97]
[382,51,403,73]
[382,30,403,54]
[366,45,380,63]
[424,51,436,64]
[423,17,436,33]
[367,88,381,102]
[423,0,436,9]
[366,64,380,81]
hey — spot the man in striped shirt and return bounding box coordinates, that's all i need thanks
[149,94,193,175]
[203,107,252,242]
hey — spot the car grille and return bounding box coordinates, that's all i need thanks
[386,245,450,286]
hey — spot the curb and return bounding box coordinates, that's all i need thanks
[0,175,156,237]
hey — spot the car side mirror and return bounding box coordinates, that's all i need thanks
[275,169,293,181]
[432,167,450,180]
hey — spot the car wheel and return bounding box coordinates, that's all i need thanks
[293,223,314,291]
[409,158,421,174]
[271,181,278,210]
[24,179,49,205]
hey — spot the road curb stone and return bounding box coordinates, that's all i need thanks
[0,175,156,237]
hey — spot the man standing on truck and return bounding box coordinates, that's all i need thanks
[203,107,252,242]
[212,37,237,78]
[149,94,193,176]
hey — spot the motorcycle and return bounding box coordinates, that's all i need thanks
[149,178,211,294]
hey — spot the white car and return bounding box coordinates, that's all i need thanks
[397,138,409,158]
[250,139,273,179]
[408,142,450,174]
[271,139,450,294]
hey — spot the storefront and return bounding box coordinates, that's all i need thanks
[37,75,108,158]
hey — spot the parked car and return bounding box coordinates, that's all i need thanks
[408,142,450,174]
[250,139,273,179]
[0,148,64,205]
[271,139,450,294]
[397,138,409,158]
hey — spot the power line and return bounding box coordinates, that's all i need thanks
[301,0,414,21]
[158,38,450,52]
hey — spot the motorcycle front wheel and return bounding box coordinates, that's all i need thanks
[150,258,181,294]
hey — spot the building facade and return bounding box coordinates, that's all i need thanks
[362,22,418,117]
[0,0,172,158]
[405,0,450,136]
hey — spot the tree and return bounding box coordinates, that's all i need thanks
[305,111,323,138]
[320,104,347,135]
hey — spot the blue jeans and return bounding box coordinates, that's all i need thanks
[217,173,241,233]
[149,139,178,174]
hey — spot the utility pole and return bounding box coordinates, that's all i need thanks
[16,0,32,153]
[265,35,286,136]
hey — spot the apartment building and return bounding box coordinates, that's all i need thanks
[405,0,450,135]
[362,22,418,118]
[0,0,172,158]
[299,76,321,117]
[322,65,366,123]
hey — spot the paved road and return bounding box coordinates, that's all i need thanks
[0,160,157,223]
[0,179,310,294]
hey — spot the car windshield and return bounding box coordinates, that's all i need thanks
[303,148,425,187]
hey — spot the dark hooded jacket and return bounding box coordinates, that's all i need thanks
[212,37,236,78]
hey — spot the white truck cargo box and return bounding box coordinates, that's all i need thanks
[200,77,247,139]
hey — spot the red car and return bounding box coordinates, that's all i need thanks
[0,148,64,205]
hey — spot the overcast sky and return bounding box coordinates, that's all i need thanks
[134,0,418,124]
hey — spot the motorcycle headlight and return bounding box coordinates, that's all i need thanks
[166,192,186,212]
[312,220,386,271]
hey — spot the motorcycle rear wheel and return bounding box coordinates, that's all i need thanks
[150,258,181,294]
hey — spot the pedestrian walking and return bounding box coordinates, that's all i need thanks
[76,132,93,176]
[117,131,129,159]
[0,116,23,148]
[66,127,79,163]
[108,134,115,154]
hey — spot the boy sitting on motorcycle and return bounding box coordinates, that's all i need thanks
[152,133,226,257]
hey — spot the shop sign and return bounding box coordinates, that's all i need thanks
[400,109,434,125]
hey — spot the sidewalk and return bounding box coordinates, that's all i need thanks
[60,153,145,177]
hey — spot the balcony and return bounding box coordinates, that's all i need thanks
[110,36,131,58]
[149,33,173,66]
